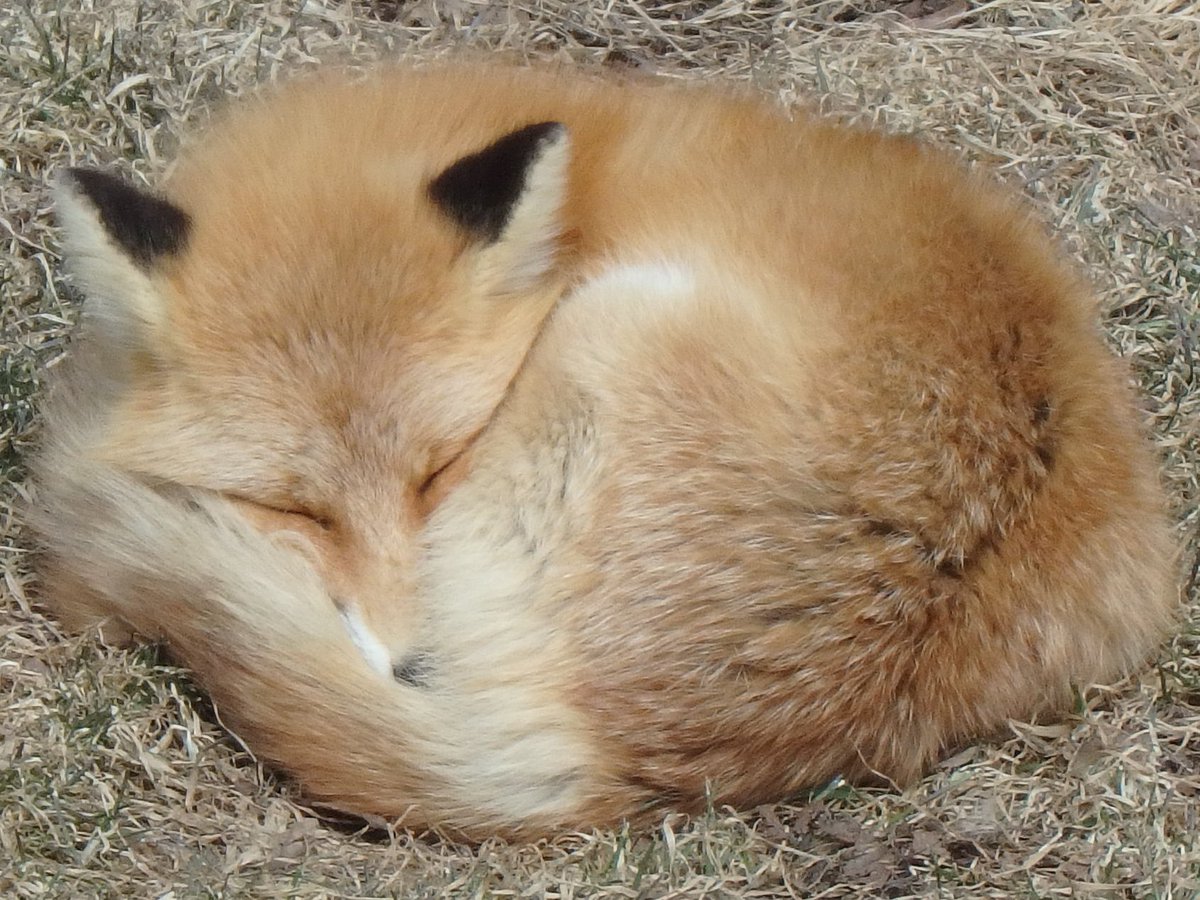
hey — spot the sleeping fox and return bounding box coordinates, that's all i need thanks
[32,62,1177,839]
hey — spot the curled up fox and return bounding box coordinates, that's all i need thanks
[32,62,1177,839]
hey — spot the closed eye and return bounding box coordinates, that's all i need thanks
[419,453,461,496]
[277,504,334,530]
[416,439,480,516]
[228,495,334,531]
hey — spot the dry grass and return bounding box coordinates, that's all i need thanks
[2,0,1198,896]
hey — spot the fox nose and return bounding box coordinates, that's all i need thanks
[336,596,432,687]
[391,650,433,687]
[328,519,424,676]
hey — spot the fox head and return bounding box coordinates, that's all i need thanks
[55,115,572,669]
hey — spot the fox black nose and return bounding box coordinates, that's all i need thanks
[392,651,433,688]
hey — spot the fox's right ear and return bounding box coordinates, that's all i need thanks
[54,168,190,337]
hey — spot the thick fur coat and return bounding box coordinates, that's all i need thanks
[32,63,1177,839]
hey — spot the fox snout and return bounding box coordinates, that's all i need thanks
[227,496,422,676]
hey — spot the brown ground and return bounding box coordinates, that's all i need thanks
[1,1,1198,896]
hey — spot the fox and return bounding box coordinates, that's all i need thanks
[31,62,1177,839]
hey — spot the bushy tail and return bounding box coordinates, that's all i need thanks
[29,437,523,836]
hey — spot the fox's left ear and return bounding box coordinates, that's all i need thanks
[428,121,570,296]
[54,168,190,339]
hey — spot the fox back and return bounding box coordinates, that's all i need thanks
[33,63,1177,837]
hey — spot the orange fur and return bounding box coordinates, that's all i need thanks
[32,62,1177,838]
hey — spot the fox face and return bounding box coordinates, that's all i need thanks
[56,117,573,666]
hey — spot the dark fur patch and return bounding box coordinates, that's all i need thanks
[427,122,564,242]
[65,167,191,266]
[863,517,910,541]
[934,555,966,579]
[1032,398,1056,472]
[392,652,433,688]
[1035,440,1057,471]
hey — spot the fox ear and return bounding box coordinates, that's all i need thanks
[54,168,190,336]
[428,122,570,296]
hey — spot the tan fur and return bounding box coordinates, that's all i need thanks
[32,63,1178,839]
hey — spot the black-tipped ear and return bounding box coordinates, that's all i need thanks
[428,122,567,243]
[63,168,191,267]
